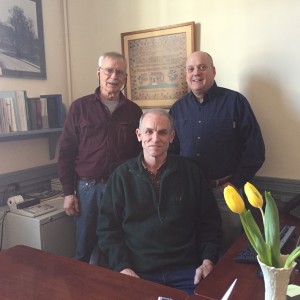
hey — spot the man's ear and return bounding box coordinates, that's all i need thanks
[136,128,142,142]
[170,130,175,143]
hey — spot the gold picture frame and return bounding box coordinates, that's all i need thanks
[121,22,195,108]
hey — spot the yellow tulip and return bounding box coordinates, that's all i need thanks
[244,182,263,209]
[224,182,300,268]
[223,185,245,214]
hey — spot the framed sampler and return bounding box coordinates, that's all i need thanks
[121,22,195,108]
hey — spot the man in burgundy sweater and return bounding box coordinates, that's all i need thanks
[58,52,142,262]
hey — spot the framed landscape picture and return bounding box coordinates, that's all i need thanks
[121,22,195,108]
[0,0,46,79]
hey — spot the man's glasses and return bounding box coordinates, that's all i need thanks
[99,67,126,77]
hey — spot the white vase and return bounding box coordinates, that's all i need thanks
[257,255,296,300]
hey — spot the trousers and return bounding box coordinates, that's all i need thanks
[74,179,106,262]
[138,264,197,295]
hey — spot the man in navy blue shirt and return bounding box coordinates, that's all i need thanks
[169,51,265,253]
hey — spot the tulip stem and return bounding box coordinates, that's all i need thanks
[259,207,265,224]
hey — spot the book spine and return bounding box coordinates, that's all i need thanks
[40,97,49,129]
[27,98,37,130]
[36,98,43,129]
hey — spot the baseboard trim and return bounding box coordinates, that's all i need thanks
[252,176,300,196]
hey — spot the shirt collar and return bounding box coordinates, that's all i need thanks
[190,81,218,104]
[141,155,167,175]
[93,86,126,106]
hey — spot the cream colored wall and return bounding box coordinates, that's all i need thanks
[0,0,69,173]
[1,0,300,181]
[66,0,300,180]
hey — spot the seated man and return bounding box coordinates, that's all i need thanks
[97,109,222,294]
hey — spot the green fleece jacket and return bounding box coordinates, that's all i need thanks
[97,152,222,273]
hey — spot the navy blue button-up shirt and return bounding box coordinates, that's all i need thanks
[169,82,265,188]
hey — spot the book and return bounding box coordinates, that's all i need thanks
[0,98,10,133]
[40,97,49,129]
[0,90,28,131]
[6,97,17,132]
[40,94,65,128]
[16,90,28,131]
[26,97,38,130]
[35,98,43,129]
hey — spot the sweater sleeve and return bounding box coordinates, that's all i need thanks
[97,171,132,272]
[57,102,79,196]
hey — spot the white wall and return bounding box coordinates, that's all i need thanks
[66,0,300,181]
[0,0,69,173]
[1,0,300,181]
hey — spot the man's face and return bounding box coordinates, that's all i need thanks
[136,113,175,160]
[97,57,127,97]
[186,52,216,95]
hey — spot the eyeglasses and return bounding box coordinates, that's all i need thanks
[186,64,208,73]
[99,67,126,77]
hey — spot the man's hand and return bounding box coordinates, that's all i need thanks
[194,259,214,285]
[120,268,140,278]
[64,194,80,216]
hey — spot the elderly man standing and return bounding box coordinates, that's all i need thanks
[58,52,142,262]
[169,51,265,253]
[97,109,222,294]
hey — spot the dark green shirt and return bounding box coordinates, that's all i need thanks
[97,152,222,273]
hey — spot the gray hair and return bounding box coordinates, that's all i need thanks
[139,109,174,131]
[98,52,127,69]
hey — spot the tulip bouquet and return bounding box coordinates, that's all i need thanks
[224,182,300,268]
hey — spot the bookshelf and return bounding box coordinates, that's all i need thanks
[0,128,62,160]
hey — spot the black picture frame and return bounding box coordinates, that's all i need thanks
[0,0,46,79]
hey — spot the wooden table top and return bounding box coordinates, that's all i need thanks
[0,245,188,300]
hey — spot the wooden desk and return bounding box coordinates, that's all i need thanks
[194,214,300,300]
[0,245,188,300]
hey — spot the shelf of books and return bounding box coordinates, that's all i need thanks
[0,90,65,159]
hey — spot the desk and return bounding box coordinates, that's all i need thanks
[0,245,188,300]
[195,214,300,300]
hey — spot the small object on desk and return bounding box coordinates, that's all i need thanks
[157,297,173,300]
[221,278,237,300]
[287,284,300,299]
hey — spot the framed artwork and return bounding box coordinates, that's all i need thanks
[0,0,46,79]
[121,21,195,108]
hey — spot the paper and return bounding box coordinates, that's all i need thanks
[221,278,237,300]
[287,284,300,297]
[7,195,24,205]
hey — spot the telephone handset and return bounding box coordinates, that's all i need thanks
[7,195,56,217]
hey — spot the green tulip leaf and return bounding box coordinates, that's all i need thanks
[264,191,281,267]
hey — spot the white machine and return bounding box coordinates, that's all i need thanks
[1,196,75,258]
[7,195,57,217]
